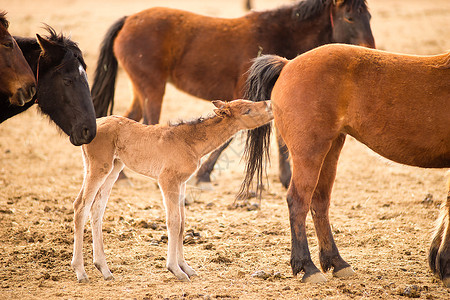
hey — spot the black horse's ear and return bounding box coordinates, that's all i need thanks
[36,34,63,58]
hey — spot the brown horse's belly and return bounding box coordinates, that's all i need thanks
[343,125,450,169]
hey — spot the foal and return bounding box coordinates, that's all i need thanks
[71,99,273,283]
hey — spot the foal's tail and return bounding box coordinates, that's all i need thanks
[238,54,288,198]
[91,16,127,117]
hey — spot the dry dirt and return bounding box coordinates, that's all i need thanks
[1,0,450,299]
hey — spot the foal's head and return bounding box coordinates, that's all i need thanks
[330,0,375,48]
[36,27,96,146]
[212,99,273,129]
[0,12,36,106]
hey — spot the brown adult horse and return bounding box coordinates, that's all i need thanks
[0,12,36,106]
[240,44,450,285]
[91,0,375,186]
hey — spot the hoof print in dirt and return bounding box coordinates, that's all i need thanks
[251,270,286,280]
[398,285,421,298]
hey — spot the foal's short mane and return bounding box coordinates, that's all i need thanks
[168,114,218,127]
[292,0,369,21]
[0,11,9,29]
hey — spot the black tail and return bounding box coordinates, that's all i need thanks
[238,54,288,198]
[91,16,127,117]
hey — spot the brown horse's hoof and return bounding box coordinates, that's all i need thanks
[301,272,327,283]
[443,277,450,288]
[333,266,356,278]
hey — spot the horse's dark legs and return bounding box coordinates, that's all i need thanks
[276,130,291,188]
[287,182,326,283]
[429,186,450,287]
[310,134,354,277]
[287,140,336,283]
[195,138,233,184]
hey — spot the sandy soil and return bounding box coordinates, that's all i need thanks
[1,0,450,299]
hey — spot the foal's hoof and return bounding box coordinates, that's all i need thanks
[104,274,115,281]
[78,277,89,284]
[301,272,327,283]
[177,274,191,282]
[333,266,356,278]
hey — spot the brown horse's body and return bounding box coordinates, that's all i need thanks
[92,0,375,186]
[275,45,450,168]
[242,44,450,285]
[0,12,35,106]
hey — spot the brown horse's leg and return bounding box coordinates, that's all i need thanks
[140,82,165,125]
[276,129,291,188]
[309,134,354,278]
[288,142,335,283]
[195,138,233,184]
[123,86,143,122]
[430,185,450,287]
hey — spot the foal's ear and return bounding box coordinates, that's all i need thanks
[212,100,226,109]
[36,34,63,57]
[213,107,231,118]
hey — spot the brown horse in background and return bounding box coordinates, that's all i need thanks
[91,0,375,186]
[0,11,35,106]
[240,44,450,285]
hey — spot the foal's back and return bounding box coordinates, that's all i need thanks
[87,116,194,178]
[273,44,450,168]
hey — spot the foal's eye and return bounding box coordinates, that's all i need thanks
[63,78,73,86]
[243,109,251,115]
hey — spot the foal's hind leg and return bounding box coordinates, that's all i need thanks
[90,159,125,281]
[310,134,354,278]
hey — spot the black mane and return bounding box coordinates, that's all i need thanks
[292,0,368,21]
[0,11,9,29]
[42,25,86,69]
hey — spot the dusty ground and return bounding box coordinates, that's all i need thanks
[1,0,450,299]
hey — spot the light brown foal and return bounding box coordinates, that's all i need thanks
[71,99,273,283]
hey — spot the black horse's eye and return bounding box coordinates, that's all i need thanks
[3,41,13,49]
[63,78,73,86]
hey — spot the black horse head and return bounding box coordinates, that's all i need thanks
[36,27,96,146]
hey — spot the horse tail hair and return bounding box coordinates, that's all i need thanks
[238,54,288,198]
[91,16,127,117]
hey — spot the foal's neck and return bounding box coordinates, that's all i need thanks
[177,116,240,159]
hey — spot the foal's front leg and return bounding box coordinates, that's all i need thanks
[72,176,106,283]
[159,176,191,281]
[90,160,124,281]
[177,182,197,277]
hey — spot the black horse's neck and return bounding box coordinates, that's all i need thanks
[255,0,333,59]
[0,37,41,123]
